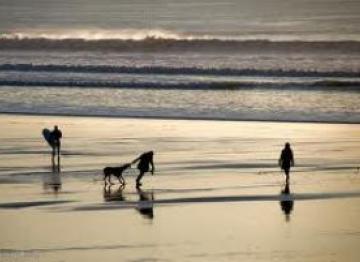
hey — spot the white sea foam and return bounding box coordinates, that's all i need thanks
[1,29,206,41]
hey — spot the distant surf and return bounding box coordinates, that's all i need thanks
[1,28,359,124]
[1,36,360,53]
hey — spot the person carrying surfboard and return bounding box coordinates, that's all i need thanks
[132,151,155,188]
[278,142,294,183]
[51,125,62,158]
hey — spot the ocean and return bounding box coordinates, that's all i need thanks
[0,0,359,123]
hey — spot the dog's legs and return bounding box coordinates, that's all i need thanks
[109,175,115,185]
[119,175,126,185]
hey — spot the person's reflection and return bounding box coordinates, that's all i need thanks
[279,182,294,222]
[103,184,126,202]
[43,162,62,194]
[51,155,61,173]
[136,188,154,219]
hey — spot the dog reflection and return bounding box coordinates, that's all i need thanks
[103,184,126,202]
[136,188,154,219]
[101,185,154,219]
[279,182,294,222]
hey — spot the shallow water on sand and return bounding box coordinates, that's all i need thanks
[0,114,360,261]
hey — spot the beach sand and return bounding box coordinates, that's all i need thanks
[0,114,360,261]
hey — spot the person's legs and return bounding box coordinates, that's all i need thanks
[136,170,145,187]
[56,142,61,165]
[53,142,60,170]
[51,145,56,157]
[51,145,56,167]
[285,169,290,183]
[57,142,61,156]
[51,152,55,166]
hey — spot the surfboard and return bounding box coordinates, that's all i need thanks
[42,128,55,147]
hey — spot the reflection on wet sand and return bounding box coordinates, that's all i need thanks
[43,162,62,194]
[136,188,154,220]
[280,182,294,222]
[103,184,126,202]
[71,187,360,212]
[102,185,154,220]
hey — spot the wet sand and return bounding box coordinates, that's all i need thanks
[0,114,360,262]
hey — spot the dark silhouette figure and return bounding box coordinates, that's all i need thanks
[136,187,154,219]
[279,182,294,222]
[103,163,131,185]
[279,142,294,183]
[50,125,62,165]
[103,184,126,202]
[132,151,155,188]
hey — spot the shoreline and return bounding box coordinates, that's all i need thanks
[1,108,360,262]
[1,111,359,125]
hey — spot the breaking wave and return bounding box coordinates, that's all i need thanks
[1,36,360,53]
[1,29,201,41]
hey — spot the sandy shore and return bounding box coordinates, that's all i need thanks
[0,114,360,261]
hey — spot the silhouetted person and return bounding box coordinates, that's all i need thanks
[136,187,154,219]
[50,125,62,163]
[280,182,294,222]
[279,142,294,183]
[132,151,155,188]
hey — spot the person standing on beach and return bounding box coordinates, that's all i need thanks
[279,142,294,183]
[132,151,155,188]
[51,125,62,160]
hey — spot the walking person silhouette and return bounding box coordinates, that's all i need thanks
[51,125,62,163]
[132,151,155,188]
[43,125,62,169]
[279,142,294,183]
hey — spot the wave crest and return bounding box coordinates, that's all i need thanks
[1,29,194,41]
[1,35,360,53]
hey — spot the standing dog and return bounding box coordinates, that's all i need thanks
[103,163,131,185]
